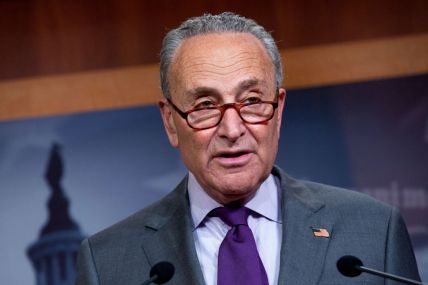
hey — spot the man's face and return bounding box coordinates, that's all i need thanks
[160,32,285,205]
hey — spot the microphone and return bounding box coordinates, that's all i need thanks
[337,255,425,285]
[141,261,175,285]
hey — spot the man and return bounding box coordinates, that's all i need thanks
[76,12,421,285]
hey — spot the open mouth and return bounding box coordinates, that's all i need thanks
[219,151,249,158]
[214,150,252,166]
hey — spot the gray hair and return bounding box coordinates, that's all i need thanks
[159,12,283,99]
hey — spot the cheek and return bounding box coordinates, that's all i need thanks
[252,123,280,158]
[177,129,213,164]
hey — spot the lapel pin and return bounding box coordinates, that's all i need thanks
[311,227,330,238]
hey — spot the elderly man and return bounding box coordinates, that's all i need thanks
[76,12,421,285]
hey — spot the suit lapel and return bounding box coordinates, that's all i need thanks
[274,168,334,285]
[140,178,206,285]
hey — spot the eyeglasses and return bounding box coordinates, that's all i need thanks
[167,92,279,130]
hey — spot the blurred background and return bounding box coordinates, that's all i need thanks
[0,1,427,284]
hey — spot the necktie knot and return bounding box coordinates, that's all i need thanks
[210,207,250,227]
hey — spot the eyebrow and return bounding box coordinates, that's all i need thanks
[235,78,264,93]
[183,78,268,104]
[185,87,219,98]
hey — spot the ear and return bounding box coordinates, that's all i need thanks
[275,88,286,136]
[159,100,179,147]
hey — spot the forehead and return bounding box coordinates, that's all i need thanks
[168,32,275,100]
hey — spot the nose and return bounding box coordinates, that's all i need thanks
[216,107,246,141]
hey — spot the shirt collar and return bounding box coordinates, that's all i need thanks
[188,172,281,230]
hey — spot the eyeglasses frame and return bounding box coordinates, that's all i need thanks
[166,90,279,130]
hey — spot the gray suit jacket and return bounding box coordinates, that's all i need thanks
[76,166,421,284]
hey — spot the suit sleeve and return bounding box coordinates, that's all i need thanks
[385,207,421,284]
[75,238,100,285]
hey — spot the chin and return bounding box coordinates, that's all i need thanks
[199,163,272,203]
[214,173,262,200]
[222,164,269,185]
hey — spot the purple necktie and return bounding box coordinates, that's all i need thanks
[210,207,269,285]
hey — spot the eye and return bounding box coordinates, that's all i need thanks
[243,96,262,104]
[194,100,216,109]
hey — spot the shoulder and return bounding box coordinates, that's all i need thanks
[86,176,189,249]
[76,176,192,284]
[301,179,390,212]
[273,166,395,221]
[272,167,420,280]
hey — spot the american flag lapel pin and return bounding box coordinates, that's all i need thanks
[311,227,330,238]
